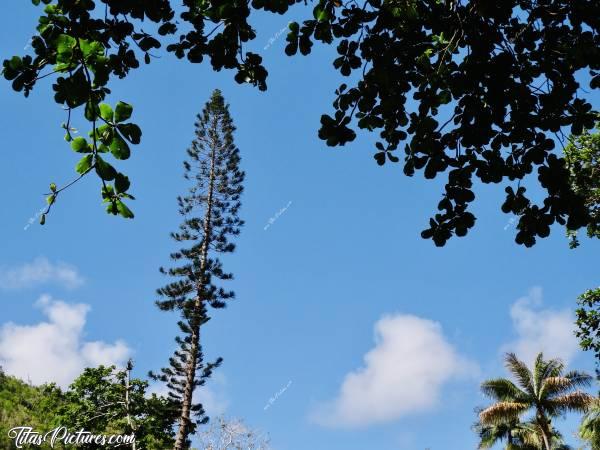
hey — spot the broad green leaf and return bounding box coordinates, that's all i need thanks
[106,201,118,214]
[313,6,329,21]
[95,156,117,180]
[71,137,90,153]
[55,34,76,53]
[91,60,110,87]
[439,90,451,104]
[75,154,93,174]
[96,124,114,145]
[99,103,114,122]
[114,102,133,122]
[110,133,131,159]
[84,101,100,121]
[102,184,115,201]
[114,173,131,193]
[7,56,23,71]
[79,39,104,61]
[118,123,142,144]
[116,200,134,218]
[55,34,76,64]
[53,68,89,108]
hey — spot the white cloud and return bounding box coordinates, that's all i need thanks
[0,257,84,290]
[503,287,579,365]
[0,295,130,388]
[310,314,477,428]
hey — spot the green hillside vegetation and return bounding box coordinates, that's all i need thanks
[0,364,176,450]
[0,367,66,449]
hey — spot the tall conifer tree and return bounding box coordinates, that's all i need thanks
[150,90,244,450]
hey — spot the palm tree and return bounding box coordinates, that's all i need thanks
[473,416,523,449]
[512,421,572,450]
[478,352,593,450]
[473,417,571,450]
[580,398,600,449]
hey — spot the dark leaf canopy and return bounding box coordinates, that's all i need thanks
[3,0,599,246]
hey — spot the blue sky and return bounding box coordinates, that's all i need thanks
[1,3,600,450]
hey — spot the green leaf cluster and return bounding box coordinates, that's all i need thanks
[564,125,600,248]
[575,288,600,365]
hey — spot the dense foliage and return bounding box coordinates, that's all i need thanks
[576,288,600,366]
[2,0,598,247]
[563,128,600,368]
[580,399,600,450]
[0,368,66,450]
[56,364,177,449]
[473,418,571,449]
[150,90,244,449]
[0,365,176,450]
[564,127,600,248]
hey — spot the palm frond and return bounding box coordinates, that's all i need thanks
[532,352,547,395]
[514,419,569,450]
[545,359,565,378]
[505,353,535,395]
[545,391,594,416]
[580,398,600,450]
[473,421,507,449]
[514,423,544,448]
[532,353,564,398]
[479,401,529,425]
[564,370,593,387]
[481,378,529,402]
[473,417,533,449]
[542,372,593,399]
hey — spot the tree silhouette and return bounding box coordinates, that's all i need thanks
[149,90,244,450]
[3,0,598,248]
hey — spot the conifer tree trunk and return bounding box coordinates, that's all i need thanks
[174,142,217,450]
